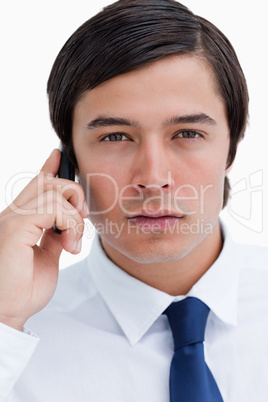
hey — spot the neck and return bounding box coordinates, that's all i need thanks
[100,220,223,296]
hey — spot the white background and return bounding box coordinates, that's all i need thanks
[0,1,267,268]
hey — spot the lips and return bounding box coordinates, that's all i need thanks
[127,210,184,230]
[127,210,184,219]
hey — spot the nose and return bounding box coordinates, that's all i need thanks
[131,141,175,192]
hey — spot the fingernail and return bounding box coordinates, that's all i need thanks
[73,238,82,253]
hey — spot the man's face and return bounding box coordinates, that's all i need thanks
[72,55,230,264]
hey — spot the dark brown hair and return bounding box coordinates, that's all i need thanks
[47,0,249,208]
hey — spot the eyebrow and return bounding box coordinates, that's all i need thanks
[87,117,139,130]
[86,113,216,130]
[163,113,217,127]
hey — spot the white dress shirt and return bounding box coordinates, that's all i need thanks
[1,222,268,401]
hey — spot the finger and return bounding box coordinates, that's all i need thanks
[40,149,61,176]
[6,175,43,214]
[61,223,84,254]
[13,178,88,219]
[38,177,88,219]
[39,227,64,262]
[2,149,61,218]
[57,181,89,219]
[20,190,84,252]
[6,174,89,221]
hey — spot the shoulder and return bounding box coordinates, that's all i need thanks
[235,242,268,272]
[234,242,268,302]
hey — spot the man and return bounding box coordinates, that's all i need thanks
[0,0,267,401]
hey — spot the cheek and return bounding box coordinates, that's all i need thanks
[80,161,127,216]
[175,154,225,187]
[173,153,227,214]
[196,160,227,215]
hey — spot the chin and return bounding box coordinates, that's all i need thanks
[119,236,198,264]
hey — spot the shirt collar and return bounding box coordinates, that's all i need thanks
[88,221,239,345]
[89,235,174,345]
[186,221,239,327]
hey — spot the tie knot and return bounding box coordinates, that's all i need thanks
[164,297,210,350]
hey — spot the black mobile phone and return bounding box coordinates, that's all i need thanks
[57,144,75,181]
[53,144,76,233]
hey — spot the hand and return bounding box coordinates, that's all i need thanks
[0,149,89,331]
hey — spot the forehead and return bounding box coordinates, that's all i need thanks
[74,55,226,126]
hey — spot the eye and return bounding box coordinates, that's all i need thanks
[175,130,203,139]
[102,133,129,142]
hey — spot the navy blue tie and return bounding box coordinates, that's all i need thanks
[164,297,223,401]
